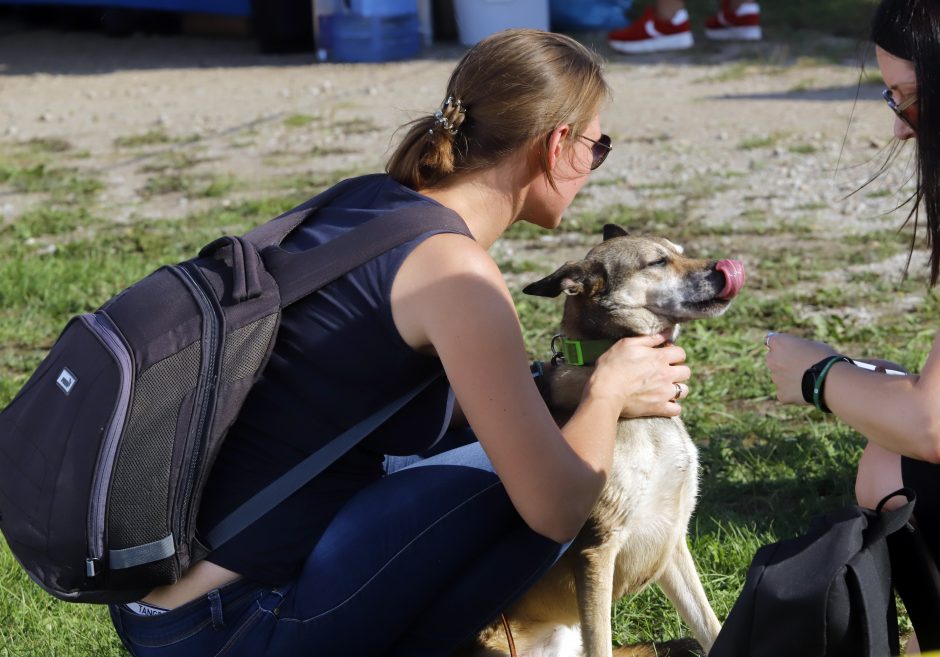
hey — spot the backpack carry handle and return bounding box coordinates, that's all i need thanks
[199,236,264,303]
[862,487,916,548]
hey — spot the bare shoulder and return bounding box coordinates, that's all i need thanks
[391,232,516,352]
[401,231,503,280]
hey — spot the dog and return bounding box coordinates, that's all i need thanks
[459,224,745,657]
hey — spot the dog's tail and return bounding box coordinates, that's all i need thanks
[613,638,704,657]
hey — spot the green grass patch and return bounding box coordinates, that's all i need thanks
[140,173,238,199]
[137,150,210,174]
[311,144,358,157]
[113,129,174,149]
[789,143,818,155]
[284,113,320,128]
[0,544,126,657]
[333,117,380,135]
[0,161,102,201]
[20,136,73,154]
[141,172,192,196]
[737,133,782,151]
[0,206,101,240]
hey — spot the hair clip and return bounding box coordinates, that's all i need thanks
[433,96,466,135]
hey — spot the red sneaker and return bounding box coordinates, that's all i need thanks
[704,0,762,41]
[608,6,694,54]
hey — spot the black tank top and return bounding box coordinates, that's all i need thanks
[197,174,473,583]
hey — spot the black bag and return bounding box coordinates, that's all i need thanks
[0,175,466,603]
[710,489,940,657]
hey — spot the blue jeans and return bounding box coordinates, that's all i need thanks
[110,442,565,657]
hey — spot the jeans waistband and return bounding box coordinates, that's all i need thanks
[112,577,269,646]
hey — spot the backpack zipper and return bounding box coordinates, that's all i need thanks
[83,312,133,579]
[173,263,224,561]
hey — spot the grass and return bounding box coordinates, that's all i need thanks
[0,162,102,201]
[140,173,238,199]
[0,174,920,655]
[113,129,174,149]
[737,133,783,151]
[283,113,320,128]
[0,4,923,650]
[0,229,917,649]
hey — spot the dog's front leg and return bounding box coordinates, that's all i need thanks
[657,539,721,653]
[575,545,617,657]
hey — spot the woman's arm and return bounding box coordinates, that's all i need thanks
[766,331,940,462]
[392,233,689,543]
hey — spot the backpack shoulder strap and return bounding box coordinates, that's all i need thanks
[242,174,382,248]
[262,203,471,307]
[846,543,897,657]
[204,370,444,550]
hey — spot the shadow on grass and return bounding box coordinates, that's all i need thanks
[694,422,862,540]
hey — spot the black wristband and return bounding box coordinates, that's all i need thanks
[801,355,853,413]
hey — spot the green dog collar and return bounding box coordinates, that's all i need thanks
[551,335,618,366]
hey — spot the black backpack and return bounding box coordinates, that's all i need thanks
[0,175,466,603]
[710,489,940,657]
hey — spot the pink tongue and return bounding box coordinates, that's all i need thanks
[716,259,745,299]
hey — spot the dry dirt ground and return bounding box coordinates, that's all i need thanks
[0,20,921,293]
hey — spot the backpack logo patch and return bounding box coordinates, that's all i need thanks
[56,368,77,395]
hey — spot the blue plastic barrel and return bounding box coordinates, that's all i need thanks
[330,11,421,62]
[350,0,417,17]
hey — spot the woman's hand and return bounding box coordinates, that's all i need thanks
[586,334,691,419]
[765,332,839,404]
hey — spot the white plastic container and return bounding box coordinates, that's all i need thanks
[453,0,550,46]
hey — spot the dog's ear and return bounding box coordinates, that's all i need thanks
[602,224,629,241]
[523,261,607,298]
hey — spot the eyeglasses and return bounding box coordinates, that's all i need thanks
[579,133,612,171]
[882,88,918,130]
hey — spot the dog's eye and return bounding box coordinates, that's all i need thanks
[647,258,668,268]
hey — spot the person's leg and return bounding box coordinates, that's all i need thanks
[108,578,275,657]
[259,443,564,657]
[655,0,686,21]
[855,441,905,510]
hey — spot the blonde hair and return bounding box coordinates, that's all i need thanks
[386,29,610,191]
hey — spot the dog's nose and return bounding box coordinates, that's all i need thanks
[716,260,745,299]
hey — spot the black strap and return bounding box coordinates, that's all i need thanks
[863,488,916,547]
[242,175,373,248]
[887,519,940,651]
[847,548,894,657]
[263,204,470,307]
[205,371,444,549]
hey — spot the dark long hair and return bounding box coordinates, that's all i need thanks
[871,0,940,285]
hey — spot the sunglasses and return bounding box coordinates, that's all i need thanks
[882,88,918,130]
[579,133,613,170]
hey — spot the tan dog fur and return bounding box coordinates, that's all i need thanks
[459,225,733,657]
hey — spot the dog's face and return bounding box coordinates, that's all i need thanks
[523,224,745,339]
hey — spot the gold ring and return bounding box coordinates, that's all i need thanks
[673,382,682,402]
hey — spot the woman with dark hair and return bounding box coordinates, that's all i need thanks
[766,1,940,651]
[106,29,691,657]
